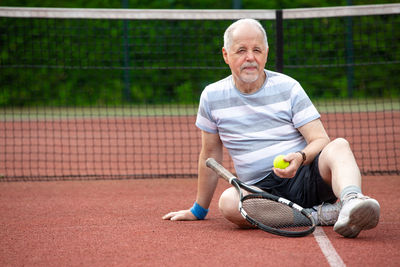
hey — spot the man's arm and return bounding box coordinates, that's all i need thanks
[195,130,223,210]
[162,130,223,220]
[273,119,330,178]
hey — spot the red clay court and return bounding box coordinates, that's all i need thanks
[0,176,399,266]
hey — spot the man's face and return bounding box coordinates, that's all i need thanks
[222,23,268,91]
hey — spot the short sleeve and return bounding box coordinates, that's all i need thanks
[195,88,218,134]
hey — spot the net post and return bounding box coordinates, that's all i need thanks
[346,0,354,98]
[232,0,242,9]
[275,9,284,73]
[122,0,132,103]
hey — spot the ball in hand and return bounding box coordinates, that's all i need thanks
[273,155,289,169]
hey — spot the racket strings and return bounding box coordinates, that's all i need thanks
[242,195,312,230]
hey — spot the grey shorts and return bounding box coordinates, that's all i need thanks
[254,153,337,208]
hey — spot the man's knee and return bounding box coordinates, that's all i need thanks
[332,137,350,148]
[326,138,351,152]
[219,187,239,218]
[321,138,353,159]
[219,187,251,228]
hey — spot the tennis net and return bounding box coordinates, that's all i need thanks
[1,4,399,181]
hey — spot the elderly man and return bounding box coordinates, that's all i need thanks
[163,18,380,238]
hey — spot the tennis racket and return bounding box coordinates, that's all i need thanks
[206,158,316,237]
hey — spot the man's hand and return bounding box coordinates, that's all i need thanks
[272,152,303,178]
[162,209,197,221]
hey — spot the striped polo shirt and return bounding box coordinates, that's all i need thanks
[196,69,320,184]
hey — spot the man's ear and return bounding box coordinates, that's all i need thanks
[222,47,229,64]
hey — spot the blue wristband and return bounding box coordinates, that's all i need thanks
[190,202,209,220]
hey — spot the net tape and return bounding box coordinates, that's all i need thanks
[0,4,400,20]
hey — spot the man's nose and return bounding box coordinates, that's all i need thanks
[245,51,255,61]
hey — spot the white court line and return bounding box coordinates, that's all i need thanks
[313,227,346,267]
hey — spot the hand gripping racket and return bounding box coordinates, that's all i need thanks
[206,158,316,237]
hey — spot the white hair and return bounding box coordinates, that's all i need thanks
[223,18,269,51]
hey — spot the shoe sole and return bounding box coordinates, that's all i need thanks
[333,199,380,238]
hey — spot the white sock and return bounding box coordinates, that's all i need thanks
[340,185,362,203]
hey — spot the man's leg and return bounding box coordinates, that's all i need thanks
[219,185,341,227]
[318,138,380,238]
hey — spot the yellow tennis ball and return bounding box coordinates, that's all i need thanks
[273,155,289,169]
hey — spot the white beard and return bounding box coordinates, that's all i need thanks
[240,62,259,83]
[240,73,259,84]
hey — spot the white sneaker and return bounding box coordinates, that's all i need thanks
[308,202,341,226]
[334,193,380,238]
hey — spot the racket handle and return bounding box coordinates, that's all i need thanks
[205,158,236,182]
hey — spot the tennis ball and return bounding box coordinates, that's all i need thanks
[273,155,289,169]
